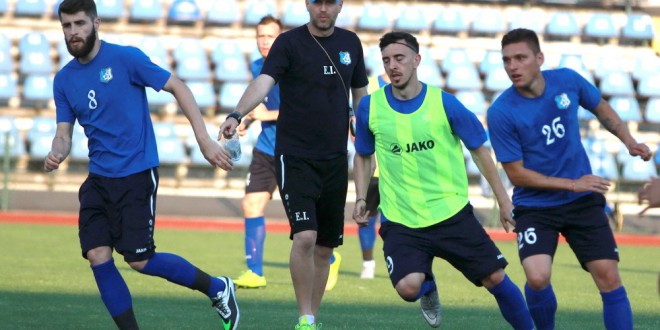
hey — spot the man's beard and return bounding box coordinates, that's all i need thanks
[66,27,96,59]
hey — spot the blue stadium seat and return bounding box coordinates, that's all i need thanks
[431,6,468,35]
[282,1,308,28]
[455,90,486,116]
[22,74,53,106]
[186,80,216,112]
[546,11,580,40]
[27,116,56,144]
[18,31,53,75]
[637,75,660,98]
[157,136,186,165]
[608,96,641,122]
[152,121,177,139]
[445,65,481,91]
[508,7,547,34]
[621,13,655,43]
[583,12,618,40]
[15,0,47,17]
[417,61,443,88]
[0,33,12,73]
[644,97,660,124]
[243,0,276,26]
[364,45,384,76]
[593,54,623,81]
[146,87,175,113]
[172,38,210,81]
[334,3,355,29]
[219,82,248,112]
[557,53,586,71]
[394,6,428,33]
[484,67,510,92]
[56,39,74,70]
[130,0,164,23]
[478,49,502,76]
[357,3,391,31]
[631,54,660,82]
[168,0,200,25]
[138,36,170,70]
[621,156,658,183]
[0,73,17,103]
[440,48,471,74]
[96,0,125,21]
[587,150,619,181]
[0,0,7,14]
[0,116,26,158]
[69,133,89,162]
[470,8,506,36]
[211,39,249,82]
[28,132,52,159]
[599,71,635,97]
[206,0,240,26]
[577,106,596,121]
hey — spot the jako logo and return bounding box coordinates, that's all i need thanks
[390,140,435,155]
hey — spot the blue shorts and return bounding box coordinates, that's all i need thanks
[379,203,508,287]
[245,148,277,194]
[513,193,619,271]
[78,168,158,262]
[276,154,347,248]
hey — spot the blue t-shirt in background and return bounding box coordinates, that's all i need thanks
[250,57,279,157]
[487,68,601,207]
[54,41,170,177]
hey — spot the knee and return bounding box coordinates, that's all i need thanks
[86,246,113,266]
[396,284,420,302]
[480,269,505,289]
[526,273,551,290]
[127,260,148,272]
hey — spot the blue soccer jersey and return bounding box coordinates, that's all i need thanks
[250,57,279,157]
[54,41,170,177]
[487,68,601,207]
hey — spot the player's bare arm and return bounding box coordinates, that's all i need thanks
[470,146,514,232]
[502,160,612,195]
[352,153,372,227]
[44,122,73,172]
[592,99,651,161]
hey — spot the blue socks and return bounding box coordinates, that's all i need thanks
[358,214,377,251]
[245,216,266,276]
[488,275,535,330]
[404,277,437,302]
[140,252,225,298]
[91,259,132,317]
[601,286,633,330]
[525,283,557,330]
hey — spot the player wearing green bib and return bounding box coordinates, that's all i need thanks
[352,32,533,329]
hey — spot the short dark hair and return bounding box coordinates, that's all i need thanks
[257,15,282,30]
[501,28,541,54]
[379,31,419,54]
[58,0,97,21]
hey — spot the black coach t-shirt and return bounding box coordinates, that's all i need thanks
[261,25,368,159]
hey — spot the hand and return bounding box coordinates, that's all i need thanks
[574,174,611,194]
[43,152,63,172]
[626,141,652,161]
[199,137,233,171]
[218,117,239,141]
[638,177,660,216]
[498,203,515,233]
[352,200,370,227]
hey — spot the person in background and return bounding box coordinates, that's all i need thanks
[638,177,660,216]
[219,0,368,328]
[45,0,239,329]
[488,28,652,330]
[352,31,533,329]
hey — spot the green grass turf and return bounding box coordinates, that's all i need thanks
[0,222,658,329]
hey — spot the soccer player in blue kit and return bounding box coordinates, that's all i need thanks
[487,28,653,330]
[43,1,239,328]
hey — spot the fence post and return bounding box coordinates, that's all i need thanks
[2,131,10,211]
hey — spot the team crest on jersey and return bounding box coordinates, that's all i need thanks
[99,67,113,83]
[554,93,570,109]
[339,51,351,65]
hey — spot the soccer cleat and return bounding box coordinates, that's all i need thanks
[294,316,316,330]
[420,289,442,328]
[234,269,267,288]
[325,251,342,291]
[212,276,240,330]
[360,260,376,279]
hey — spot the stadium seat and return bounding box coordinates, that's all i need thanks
[152,121,178,139]
[508,7,547,34]
[243,0,276,26]
[394,6,428,33]
[599,71,635,97]
[621,156,658,183]
[593,53,624,81]
[445,65,481,91]
[95,0,125,21]
[637,75,660,98]
[205,0,240,26]
[440,48,471,74]
[211,39,250,82]
[431,6,469,35]
[0,33,12,73]
[478,49,502,76]
[621,13,655,43]
[56,39,74,70]
[185,80,216,113]
[146,87,176,113]
[130,0,164,23]
[219,82,248,112]
[644,97,660,124]
[282,1,308,28]
[22,74,53,107]
[557,53,585,71]
[455,90,486,116]
[357,3,391,31]
[27,116,56,144]
[364,45,384,76]
[631,53,660,82]
[0,73,17,103]
[587,150,619,181]
[0,116,26,158]
[18,31,53,75]
[157,136,186,166]
[546,11,580,40]
[334,3,355,29]
[69,134,89,162]
[577,106,596,121]
[28,132,52,159]
[167,0,200,25]
[172,38,210,81]
[417,61,444,88]
[470,7,506,36]
[0,0,7,14]
[484,67,510,92]
[583,12,618,41]
[608,96,641,122]
[138,36,170,70]
[14,0,47,17]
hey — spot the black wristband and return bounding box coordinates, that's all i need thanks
[226,111,242,124]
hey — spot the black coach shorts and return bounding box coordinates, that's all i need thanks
[275,154,348,248]
[78,168,158,262]
[245,148,277,194]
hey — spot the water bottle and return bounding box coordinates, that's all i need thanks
[223,133,241,162]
